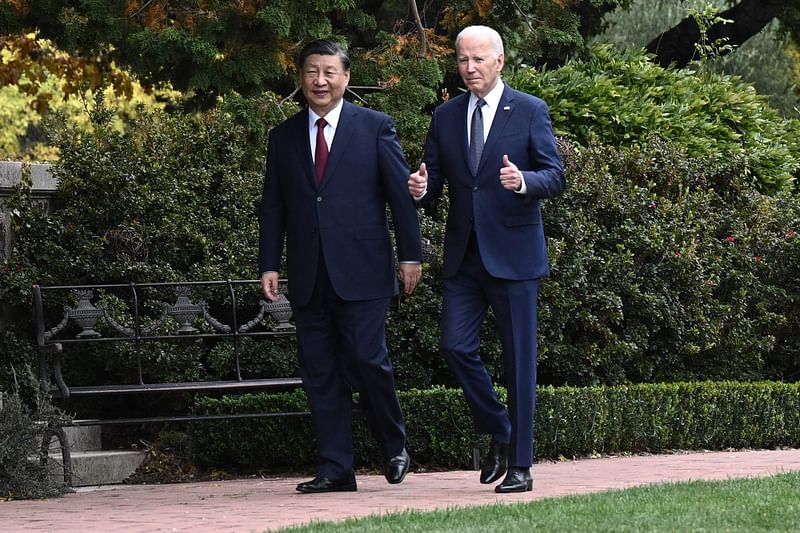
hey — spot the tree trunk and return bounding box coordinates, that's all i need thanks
[645,0,790,68]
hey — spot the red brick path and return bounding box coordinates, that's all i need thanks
[4,448,799,532]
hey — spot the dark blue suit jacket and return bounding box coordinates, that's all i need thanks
[420,85,565,280]
[259,101,423,307]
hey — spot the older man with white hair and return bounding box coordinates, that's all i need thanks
[408,25,565,493]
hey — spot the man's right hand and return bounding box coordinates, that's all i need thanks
[260,271,281,302]
[408,162,428,198]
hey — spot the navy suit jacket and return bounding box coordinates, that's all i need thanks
[259,100,423,307]
[420,85,565,280]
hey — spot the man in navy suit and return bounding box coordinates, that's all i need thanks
[408,26,565,493]
[260,39,423,493]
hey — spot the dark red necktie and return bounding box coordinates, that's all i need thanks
[314,117,328,184]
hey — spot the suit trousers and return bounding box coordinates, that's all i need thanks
[440,234,540,468]
[292,255,405,480]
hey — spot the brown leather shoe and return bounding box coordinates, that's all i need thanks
[480,439,509,484]
[495,467,533,493]
[296,475,357,493]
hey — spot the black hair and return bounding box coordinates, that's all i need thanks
[297,39,351,72]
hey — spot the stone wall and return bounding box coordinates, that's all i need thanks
[0,161,57,332]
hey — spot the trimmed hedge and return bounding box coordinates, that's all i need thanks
[189,381,800,470]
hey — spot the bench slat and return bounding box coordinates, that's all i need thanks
[60,377,303,396]
[71,411,312,426]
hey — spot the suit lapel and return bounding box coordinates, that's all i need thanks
[453,93,472,176]
[292,108,317,188]
[476,86,515,179]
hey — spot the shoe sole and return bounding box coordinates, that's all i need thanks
[494,480,533,493]
[296,484,358,493]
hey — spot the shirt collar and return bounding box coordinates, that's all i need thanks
[469,80,504,111]
[309,99,345,130]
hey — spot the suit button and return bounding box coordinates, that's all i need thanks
[311,227,317,233]
[316,196,322,202]
[473,186,478,191]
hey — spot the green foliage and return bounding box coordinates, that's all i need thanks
[1,1,631,107]
[354,32,444,164]
[2,100,274,298]
[2,0,380,106]
[440,0,629,70]
[189,381,800,469]
[511,44,800,193]
[189,389,316,468]
[0,382,69,500]
[0,331,39,404]
[596,0,800,118]
[536,381,800,457]
[217,91,301,167]
[538,139,800,385]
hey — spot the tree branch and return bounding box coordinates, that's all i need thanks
[645,0,790,68]
[409,0,427,57]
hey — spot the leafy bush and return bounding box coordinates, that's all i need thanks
[0,383,69,500]
[596,0,800,117]
[539,139,800,385]
[189,381,800,470]
[3,104,269,294]
[511,44,800,193]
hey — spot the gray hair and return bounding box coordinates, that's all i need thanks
[455,25,504,55]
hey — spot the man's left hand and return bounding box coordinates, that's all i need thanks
[399,263,422,295]
[500,154,523,191]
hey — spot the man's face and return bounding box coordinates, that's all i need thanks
[457,34,504,98]
[300,53,350,117]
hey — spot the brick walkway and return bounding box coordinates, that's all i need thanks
[4,448,800,532]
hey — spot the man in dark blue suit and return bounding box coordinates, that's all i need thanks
[408,26,565,493]
[259,39,423,493]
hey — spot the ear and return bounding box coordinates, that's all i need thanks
[344,69,351,85]
[497,53,505,71]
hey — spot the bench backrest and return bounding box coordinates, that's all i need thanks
[33,279,297,398]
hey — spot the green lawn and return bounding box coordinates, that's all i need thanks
[275,472,800,532]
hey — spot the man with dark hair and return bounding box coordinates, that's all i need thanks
[409,26,565,493]
[259,39,422,493]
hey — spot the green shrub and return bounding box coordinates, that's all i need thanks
[0,386,69,500]
[188,381,800,470]
[2,93,295,302]
[596,1,800,117]
[538,139,800,385]
[511,44,800,193]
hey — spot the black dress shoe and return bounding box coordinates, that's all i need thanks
[384,448,411,484]
[296,475,357,493]
[495,467,533,493]
[480,439,509,484]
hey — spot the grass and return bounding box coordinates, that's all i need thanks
[275,472,800,532]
